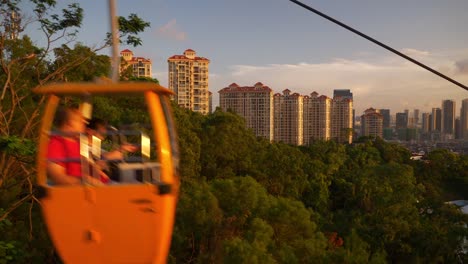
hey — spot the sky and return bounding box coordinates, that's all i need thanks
[23,0,468,115]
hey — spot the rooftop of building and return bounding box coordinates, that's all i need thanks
[219,82,273,93]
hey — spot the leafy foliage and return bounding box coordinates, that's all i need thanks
[1,1,467,263]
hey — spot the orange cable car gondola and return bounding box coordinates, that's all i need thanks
[33,80,180,264]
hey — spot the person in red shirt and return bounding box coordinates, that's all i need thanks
[47,107,109,185]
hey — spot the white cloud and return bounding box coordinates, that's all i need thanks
[156,19,187,41]
[401,48,430,57]
[210,49,468,115]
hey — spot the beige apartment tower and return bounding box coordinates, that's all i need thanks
[331,97,353,143]
[273,89,303,145]
[303,92,331,144]
[219,82,274,140]
[120,49,152,78]
[361,108,383,138]
[168,49,210,114]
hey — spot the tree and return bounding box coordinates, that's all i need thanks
[0,1,150,262]
[199,110,258,180]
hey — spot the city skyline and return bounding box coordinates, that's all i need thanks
[23,0,468,114]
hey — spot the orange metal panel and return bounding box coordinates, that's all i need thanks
[145,91,179,264]
[37,95,60,185]
[40,186,100,264]
[33,81,174,95]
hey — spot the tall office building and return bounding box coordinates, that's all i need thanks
[455,118,461,139]
[441,100,456,137]
[421,112,431,141]
[219,82,274,141]
[168,49,210,114]
[461,98,468,140]
[303,92,331,144]
[422,113,430,133]
[379,109,391,128]
[431,108,442,132]
[274,89,303,145]
[331,97,353,144]
[361,108,383,138]
[333,89,353,100]
[413,109,420,127]
[120,49,152,78]
[396,113,408,129]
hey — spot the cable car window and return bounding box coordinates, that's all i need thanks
[46,94,162,186]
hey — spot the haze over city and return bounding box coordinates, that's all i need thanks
[25,0,468,114]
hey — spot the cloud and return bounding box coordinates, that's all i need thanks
[401,48,430,57]
[156,19,187,41]
[210,50,468,115]
[455,59,468,75]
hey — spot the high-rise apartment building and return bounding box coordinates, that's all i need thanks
[361,108,383,138]
[303,92,331,144]
[461,98,468,140]
[274,89,303,145]
[331,97,353,144]
[379,109,391,128]
[219,82,274,141]
[120,49,152,78]
[168,49,210,114]
[334,89,354,130]
[441,100,456,137]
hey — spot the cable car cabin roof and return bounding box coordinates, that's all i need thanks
[33,81,174,95]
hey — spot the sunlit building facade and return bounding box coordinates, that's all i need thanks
[219,82,274,140]
[120,49,152,78]
[361,108,383,138]
[303,92,331,144]
[168,49,210,114]
[274,89,303,145]
[331,97,353,144]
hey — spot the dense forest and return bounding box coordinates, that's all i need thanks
[1,1,467,263]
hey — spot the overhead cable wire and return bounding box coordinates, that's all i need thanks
[289,0,468,92]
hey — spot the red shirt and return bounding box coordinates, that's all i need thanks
[47,135,81,178]
[47,135,109,183]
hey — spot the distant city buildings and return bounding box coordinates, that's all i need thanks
[168,49,210,114]
[219,83,353,145]
[120,49,152,78]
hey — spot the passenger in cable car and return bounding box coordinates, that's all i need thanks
[47,107,110,186]
[85,117,138,182]
[86,117,138,162]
